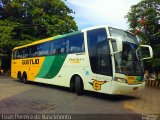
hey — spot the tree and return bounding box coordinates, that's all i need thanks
[0,0,78,55]
[125,0,160,70]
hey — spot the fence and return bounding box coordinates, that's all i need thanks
[145,79,160,88]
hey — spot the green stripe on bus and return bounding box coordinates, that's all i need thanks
[54,31,81,40]
[37,54,67,79]
[137,76,143,82]
[37,56,55,78]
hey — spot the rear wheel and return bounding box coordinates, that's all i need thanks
[75,76,84,95]
[17,73,22,82]
[22,74,28,84]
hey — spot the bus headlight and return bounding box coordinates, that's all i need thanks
[115,77,126,83]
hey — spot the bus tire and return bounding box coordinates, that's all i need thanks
[75,76,84,95]
[70,76,76,92]
[70,85,75,92]
[17,72,22,82]
[22,73,28,84]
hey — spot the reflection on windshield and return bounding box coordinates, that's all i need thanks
[109,27,139,44]
[115,42,143,76]
[109,27,144,76]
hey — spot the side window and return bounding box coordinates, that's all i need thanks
[16,49,23,59]
[21,48,26,58]
[51,39,66,55]
[13,47,30,59]
[30,45,38,57]
[23,47,30,58]
[66,33,84,54]
[13,50,17,59]
[38,42,51,56]
[87,28,112,75]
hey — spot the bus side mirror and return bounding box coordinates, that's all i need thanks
[140,45,153,60]
[108,37,123,54]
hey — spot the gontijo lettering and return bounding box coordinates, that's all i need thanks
[22,59,39,65]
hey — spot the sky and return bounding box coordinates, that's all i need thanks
[64,0,141,30]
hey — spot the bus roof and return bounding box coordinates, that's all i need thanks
[13,25,132,50]
[13,30,81,50]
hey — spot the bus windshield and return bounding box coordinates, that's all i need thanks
[109,27,144,76]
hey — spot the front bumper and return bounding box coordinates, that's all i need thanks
[111,81,145,94]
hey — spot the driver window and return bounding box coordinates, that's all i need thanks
[87,28,112,76]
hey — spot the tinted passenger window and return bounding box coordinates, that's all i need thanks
[13,33,85,59]
[51,39,66,54]
[23,47,30,58]
[30,45,38,57]
[13,50,17,59]
[13,47,29,59]
[87,28,112,76]
[16,49,23,59]
[38,42,51,56]
[66,33,84,53]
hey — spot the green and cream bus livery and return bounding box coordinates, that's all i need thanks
[11,25,153,95]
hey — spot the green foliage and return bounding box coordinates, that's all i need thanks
[0,0,78,55]
[125,0,160,68]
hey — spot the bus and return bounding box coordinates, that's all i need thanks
[11,25,153,95]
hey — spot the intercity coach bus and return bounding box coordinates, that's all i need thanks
[11,25,153,95]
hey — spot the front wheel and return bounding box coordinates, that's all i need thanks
[75,76,84,95]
